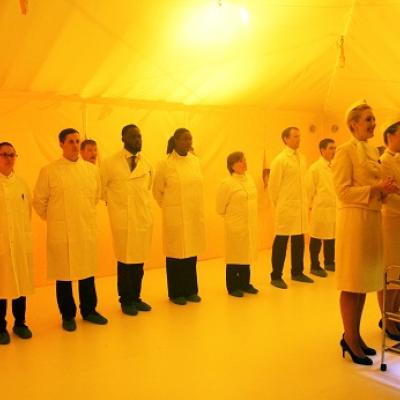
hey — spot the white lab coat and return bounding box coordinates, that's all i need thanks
[153,151,206,259]
[101,150,153,264]
[332,138,383,292]
[268,147,308,235]
[380,150,400,283]
[33,158,100,280]
[0,173,34,298]
[216,173,258,265]
[306,157,336,239]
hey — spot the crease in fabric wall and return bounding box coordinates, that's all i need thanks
[0,94,324,287]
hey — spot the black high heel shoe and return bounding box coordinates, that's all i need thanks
[379,319,400,341]
[340,337,373,365]
[360,344,376,356]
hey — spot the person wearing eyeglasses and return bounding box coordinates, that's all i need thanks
[0,142,34,345]
[33,129,108,332]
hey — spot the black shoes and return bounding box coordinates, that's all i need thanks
[242,285,259,294]
[83,311,108,325]
[133,300,152,312]
[310,268,328,278]
[325,263,335,272]
[62,318,77,332]
[170,297,187,305]
[271,279,288,289]
[340,337,373,365]
[291,273,314,283]
[13,324,33,339]
[186,294,201,303]
[0,330,11,345]
[121,304,138,315]
[228,289,244,297]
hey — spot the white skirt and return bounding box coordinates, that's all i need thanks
[336,207,383,293]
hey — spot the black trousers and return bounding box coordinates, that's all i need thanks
[117,261,144,305]
[271,234,304,280]
[226,264,250,292]
[309,237,335,269]
[0,296,26,332]
[166,257,198,299]
[56,277,97,320]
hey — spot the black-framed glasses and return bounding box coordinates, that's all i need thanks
[0,153,18,159]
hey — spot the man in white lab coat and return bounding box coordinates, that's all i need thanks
[101,124,152,316]
[306,138,336,277]
[268,127,313,289]
[0,142,34,344]
[33,128,107,331]
[80,139,98,164]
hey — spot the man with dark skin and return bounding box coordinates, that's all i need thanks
[101,125,153,316]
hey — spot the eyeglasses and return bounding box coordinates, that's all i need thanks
[0,153,18,159]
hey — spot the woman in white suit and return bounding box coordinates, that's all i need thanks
[216,152,259,297]
[153,128,206,305]
[332,102,398,365]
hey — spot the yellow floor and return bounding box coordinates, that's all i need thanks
[1,250,400,399]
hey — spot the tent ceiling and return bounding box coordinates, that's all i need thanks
[1,0,400,114]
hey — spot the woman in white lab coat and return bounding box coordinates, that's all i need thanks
[332,102,398,365]
[216,152,259,297]
[0,142,33,344]
[153,128,205,305]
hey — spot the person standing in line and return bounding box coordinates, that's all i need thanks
[101,124,153,316]
[0,142,34,344]
[306,138,337,277]
[378,121,400,340]
[33,128,108,332]
[153,128,205,305]
[332,101,398,365]
[216,151,259,297]
[268,127,314,289]
[80,139,98,164]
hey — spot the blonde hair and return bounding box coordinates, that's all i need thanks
[346,104,371,132]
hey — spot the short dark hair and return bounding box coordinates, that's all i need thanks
[59,128,79,143]
[319,138,335,151]
[80,139,97,150]
[281,127,298,143]
[383,121,400,145]
[227,151,244,174]
[121,124,138,137]
[0,141,15,151]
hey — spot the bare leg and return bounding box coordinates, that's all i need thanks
[340,291,366,357]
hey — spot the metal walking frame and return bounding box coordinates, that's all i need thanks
[380,265,400,371]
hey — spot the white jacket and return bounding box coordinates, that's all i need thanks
[268,147,308,235]
[101,150,153,264]
[153,151,206,259]
[0,173,34,298]
[216,173,257,265]
[33,158,100,280]
[306,157,336,239]
[381,149,400,217]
